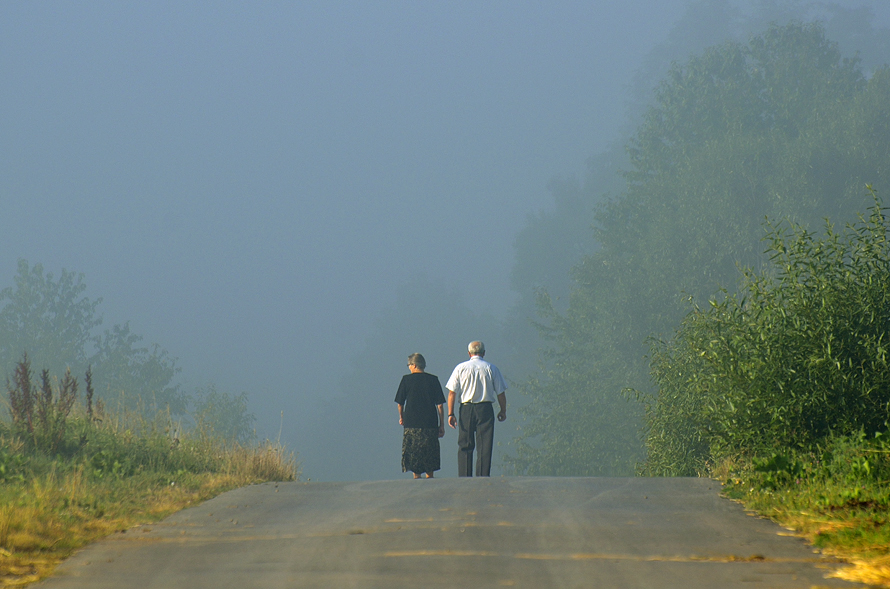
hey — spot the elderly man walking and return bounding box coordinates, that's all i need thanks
[446,341,507,477]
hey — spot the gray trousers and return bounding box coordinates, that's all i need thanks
[457,402,494,477]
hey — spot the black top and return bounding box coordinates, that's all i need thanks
[394,372,446,429]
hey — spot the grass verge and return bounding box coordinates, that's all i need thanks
[0,418,298,586]
[715,433,890,587]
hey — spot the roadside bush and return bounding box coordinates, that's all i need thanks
[641,193,890,475]
[821,432,890,502]
[723,431,890,508]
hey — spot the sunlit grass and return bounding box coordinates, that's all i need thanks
[716,440,890,588]
[0,415,298,586]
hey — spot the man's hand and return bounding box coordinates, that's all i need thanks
[448,414,457,429]
[438,425,445,438]
[497,410,506,422]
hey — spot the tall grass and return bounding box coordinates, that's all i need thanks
[0,358,298,586]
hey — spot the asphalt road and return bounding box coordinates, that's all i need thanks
[36,477,867,588]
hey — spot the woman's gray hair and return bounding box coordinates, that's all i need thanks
[468,341,485,356]
[407,353,426,370]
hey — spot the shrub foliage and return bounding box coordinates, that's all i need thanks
[507,22,890,476]
[642,193,890,475]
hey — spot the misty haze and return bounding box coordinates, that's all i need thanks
[3,0,890,486]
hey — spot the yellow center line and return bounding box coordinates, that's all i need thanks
[87,534,839,566]
[384,550,831,564]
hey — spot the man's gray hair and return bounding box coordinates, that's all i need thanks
[468,341,485,356]
[407,353,426,370]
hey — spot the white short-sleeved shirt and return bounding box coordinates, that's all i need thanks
[445,356,507,404]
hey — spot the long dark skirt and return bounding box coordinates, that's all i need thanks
[401,427,441,474]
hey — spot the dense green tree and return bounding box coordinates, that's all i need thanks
[506,22,890,476]
[643,195,890,475]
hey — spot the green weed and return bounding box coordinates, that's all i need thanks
[719,432,890,586]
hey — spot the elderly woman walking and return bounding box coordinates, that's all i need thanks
[394,353,446,479]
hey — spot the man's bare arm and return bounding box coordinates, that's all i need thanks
[447,390,457,429]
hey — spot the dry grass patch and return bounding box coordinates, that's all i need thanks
[0,427,297,586]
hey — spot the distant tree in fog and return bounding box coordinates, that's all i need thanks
[0,260,100,380]
[0,259,184,417]
[91,322,185,415]
[627,0,890,132]
[502,0,890,407]
[191,383,256,444]
[506,21,890,476]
